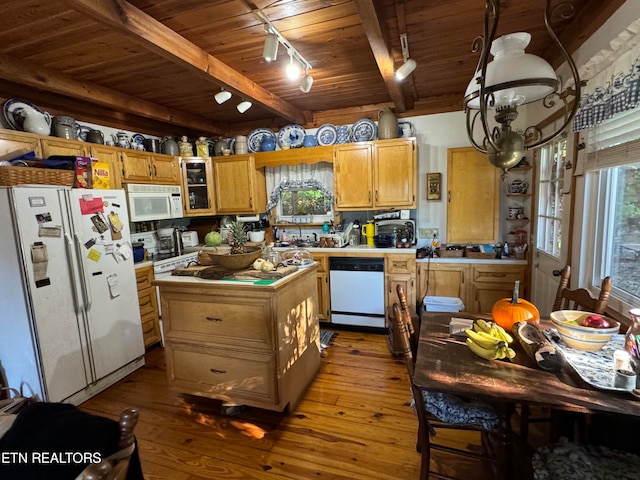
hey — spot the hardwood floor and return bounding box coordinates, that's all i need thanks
[80,330,507,479]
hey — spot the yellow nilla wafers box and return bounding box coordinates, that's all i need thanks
[92,161,110,189]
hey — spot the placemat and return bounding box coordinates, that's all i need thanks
[543,330,629,392]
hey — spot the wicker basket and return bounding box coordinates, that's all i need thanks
[197,246,262,270]
[0,166,75,187]
[439,248,464,258]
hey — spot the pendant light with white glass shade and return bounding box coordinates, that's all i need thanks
[464,0,581,174]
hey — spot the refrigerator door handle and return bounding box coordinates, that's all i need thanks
[74,234,93,312]
[64,234,84,314]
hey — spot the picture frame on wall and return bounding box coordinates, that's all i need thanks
[427,173,441,200]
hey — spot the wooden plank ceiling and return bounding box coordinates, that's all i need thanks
[0,0,625,138]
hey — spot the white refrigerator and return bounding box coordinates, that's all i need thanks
[0,186,145,404]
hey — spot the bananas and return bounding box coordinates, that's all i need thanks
[465,319,516,361]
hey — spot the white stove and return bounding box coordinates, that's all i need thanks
[153,252,199,278]
[133,231,199,346]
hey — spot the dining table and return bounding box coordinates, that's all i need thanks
[413,312,640,480]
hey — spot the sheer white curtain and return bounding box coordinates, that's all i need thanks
[265,162,334,211]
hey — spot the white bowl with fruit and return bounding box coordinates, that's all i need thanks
[550,310,620,351]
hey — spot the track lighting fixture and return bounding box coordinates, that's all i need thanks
[300,71,313,93]
[237,100,252,114]
[395,33,417,81]
[263,32,279,62]
[214,88,232,104]
[254,8,313,90]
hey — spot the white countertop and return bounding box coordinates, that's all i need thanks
[417,257,527,265]
[275,245,417,254]
[134,260,154,269]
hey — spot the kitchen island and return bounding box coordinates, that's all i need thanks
[154,264,320,413]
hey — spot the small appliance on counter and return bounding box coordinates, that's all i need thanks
[374,219,416,244]
[181,230,199,247]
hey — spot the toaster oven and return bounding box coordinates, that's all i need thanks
[374,219,416,244]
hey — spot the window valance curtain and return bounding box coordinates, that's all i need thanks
[265,162,333,211]
[573,19,640,132]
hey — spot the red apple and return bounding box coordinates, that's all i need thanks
[583,314,610,328]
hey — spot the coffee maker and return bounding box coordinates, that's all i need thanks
[156,228,175,255]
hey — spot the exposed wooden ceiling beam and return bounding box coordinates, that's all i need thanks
[353,0,407,112]
[0,53,224,134]
[60,0,307,125]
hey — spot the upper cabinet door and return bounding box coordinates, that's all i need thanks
[213,154,265,214]
[374,139,416,208]
[333,143,373,209]
[446,147,500,244]
[181,157,216,216]
[0,130,42,158]
[150,154,180,184]
[41,137,88,158]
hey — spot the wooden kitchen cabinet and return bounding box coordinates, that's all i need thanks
[213,154,267,214]
[0,130,42,157]
[135,264,161,348]
[447,147,500,244]
[156,265,320,412]
[385,253,416,311]
[180,156,216,216]
[40,137,88,158]
[416,261,470,310]
[415,261,527,314]
[121,150,180,184]
[334,138,416,211]
[313,252,330,322]
[89,144,123,189]
[470,263,527,314]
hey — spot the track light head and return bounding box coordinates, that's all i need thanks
[237,100,252,114]
[300,73,313,93]
[286,54,300,80]
[214,89,232,104]
[263,33,279,62]
[395,58,417,81]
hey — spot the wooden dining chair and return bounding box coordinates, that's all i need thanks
[552,265,613,314]
[391,303,500,480]
[520,266,613,443]
[76,408,140,480]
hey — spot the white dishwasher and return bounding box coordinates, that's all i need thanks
[329,257,385,328]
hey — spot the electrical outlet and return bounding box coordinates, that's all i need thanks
[419,228,439,239]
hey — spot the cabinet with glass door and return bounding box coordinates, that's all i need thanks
[180,157,216,216]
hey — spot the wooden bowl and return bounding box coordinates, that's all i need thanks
[197,246,262,270]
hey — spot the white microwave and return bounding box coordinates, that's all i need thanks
[124,183,183,222]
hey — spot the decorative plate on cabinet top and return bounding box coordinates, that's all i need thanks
[351,118,377,142]
[247,128,276,153]
[3,98,44,131]
[277,124,305,148]
[131,133,146,146]
[316,124,338,146]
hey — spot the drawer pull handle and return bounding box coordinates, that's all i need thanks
[205,316,223,322]
[209,368,226,374]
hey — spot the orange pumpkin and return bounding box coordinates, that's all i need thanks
[491,280,540,330]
